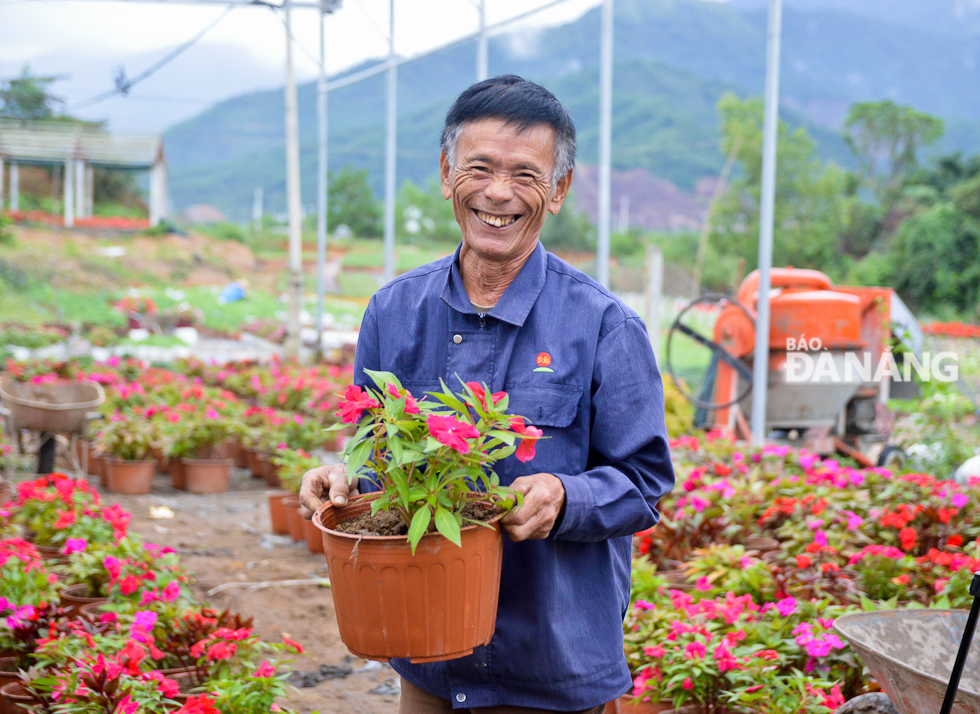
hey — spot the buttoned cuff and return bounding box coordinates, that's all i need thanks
[550,473,593,539]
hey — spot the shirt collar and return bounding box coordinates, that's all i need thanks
[440,241,547,327]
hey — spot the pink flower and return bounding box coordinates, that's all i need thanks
[775,596,798,617]
[509,418,543,463]
[162,581,182,602]
[61,538,88,555]
[205,408,220,420]
[386,383,419,414]
[682,677,694,690]
[253,660,276,677]
[642,646,666,657]
[695,576,712,592]
[953,493,969,508]
[115,695,139,714]
[466,382,506,409]
[633,599,655,611]
[684,641,706,659]
[336,385,380,424]
[427,414,480,454]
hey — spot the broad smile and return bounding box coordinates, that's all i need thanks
[474,209,521,229]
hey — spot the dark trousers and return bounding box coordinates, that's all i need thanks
[398,678,608,714]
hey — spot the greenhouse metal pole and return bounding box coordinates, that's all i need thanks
[477,0,488,81]
[750,0,783,446]
[284,0,304,358]
[382,0,397,284]
[316,7,328,340]
[596,0,613,288]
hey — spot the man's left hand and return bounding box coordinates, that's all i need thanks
[501,473,565,541]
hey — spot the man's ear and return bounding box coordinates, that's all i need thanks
[439,151,453,200]
[548,168,574,215]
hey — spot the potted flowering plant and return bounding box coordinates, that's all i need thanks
[95,413,165,495]
[271,447,324,549]
[313,371,542,663]
[165,407,244,493]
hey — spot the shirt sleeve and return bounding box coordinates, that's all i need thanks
[551,316,675,542]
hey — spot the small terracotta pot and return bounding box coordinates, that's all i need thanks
[303,515,324,554]
[78,601,113,622]
[88,448,107,486]
[259,454,281,488]
[0,680,40,714]
[86,444,101,476]
[29,542,64,562]
[314,494,504,663]
[246,448,264,479]
[606,695,674,713]
[267,491,292,535]
[59,583,107,617]
[283,496,305,543]
[232,441,249,469]
[181,458,232,494]
[0,657,20,692]
[169,458,186,490]
[105,458,155,495]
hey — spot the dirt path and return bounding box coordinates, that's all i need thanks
[101,467,400,713]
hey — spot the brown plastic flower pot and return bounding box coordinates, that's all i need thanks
[181,458,232,494]
[605,695,674,713]
[59,583,107,618]
[169,458,186,490]
[246,448,264,479]
[313,495,504,663]
[105,458,155,495]
[259,454,281,488]
[1,680,40,714]
[0,658,20,693]
[232,441,249,469]
[284,496,306,543]
[267,490,292,535]
[303,516,324,554]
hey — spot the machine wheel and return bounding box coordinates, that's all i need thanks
[877,446,907,470]
[665,294,755,411]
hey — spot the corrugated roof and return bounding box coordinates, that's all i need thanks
[0,123,163,168]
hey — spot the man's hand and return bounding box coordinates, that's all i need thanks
[500,473,565,541]
[299,464,358,519]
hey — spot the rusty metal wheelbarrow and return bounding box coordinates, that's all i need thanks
[835,575,980,714]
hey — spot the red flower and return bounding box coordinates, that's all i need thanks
[427,414,480,454]
[900,527,917,552]
[253,660,276,677]
[795,554,812,568]
[283,637,304,654]
[336,385,380,424]
[53,510,76,529]
[947,534,964,547]
[206,641,236,661]
[510,418,543,463]
[175,695,220,714]
[466,382,506,410]
[386,383,419,414]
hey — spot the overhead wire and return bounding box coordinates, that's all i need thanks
[68,3,237,110]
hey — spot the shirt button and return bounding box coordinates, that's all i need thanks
[453,334,462,344]
[456,693,466,703]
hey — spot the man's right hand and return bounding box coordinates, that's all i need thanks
[299,464,358,519]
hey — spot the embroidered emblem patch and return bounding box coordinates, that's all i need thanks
[534,352,554,373]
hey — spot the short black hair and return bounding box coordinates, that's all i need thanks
[441,75,576,185]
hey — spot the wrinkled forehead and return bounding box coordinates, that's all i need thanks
[453,118,557,172]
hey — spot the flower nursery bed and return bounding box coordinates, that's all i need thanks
[0,473,401,714]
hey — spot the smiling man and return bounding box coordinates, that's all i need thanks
[300,75,674,713]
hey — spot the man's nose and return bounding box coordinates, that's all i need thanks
[483,173,515,203]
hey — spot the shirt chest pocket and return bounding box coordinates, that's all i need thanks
[504,384,587,477]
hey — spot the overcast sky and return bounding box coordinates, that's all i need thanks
[1,0,611,132]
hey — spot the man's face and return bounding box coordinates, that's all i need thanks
[440,118,573,264]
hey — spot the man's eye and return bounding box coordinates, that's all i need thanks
[472,166,490,173]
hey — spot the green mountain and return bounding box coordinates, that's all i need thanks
[165,0,980,219]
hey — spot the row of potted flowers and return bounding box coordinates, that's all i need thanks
[4,357,353,495]
[0,473,304,713]
[621,431,980,712]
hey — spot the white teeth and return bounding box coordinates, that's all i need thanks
[477,211,516,227]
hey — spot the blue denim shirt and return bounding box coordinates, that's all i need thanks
[353,241,674,710]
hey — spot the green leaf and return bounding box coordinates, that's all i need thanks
[488,429,516,446]
[408,507,432,553]
[434,506,462,547]
[425,436,443,453]
[364,369,401,391]
[345,439,373,479]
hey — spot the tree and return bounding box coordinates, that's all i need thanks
[0,65,65,121]
[844,100,944,210]
[328,166,382,238]
[708,93,851,279]
[396,180,459,244]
